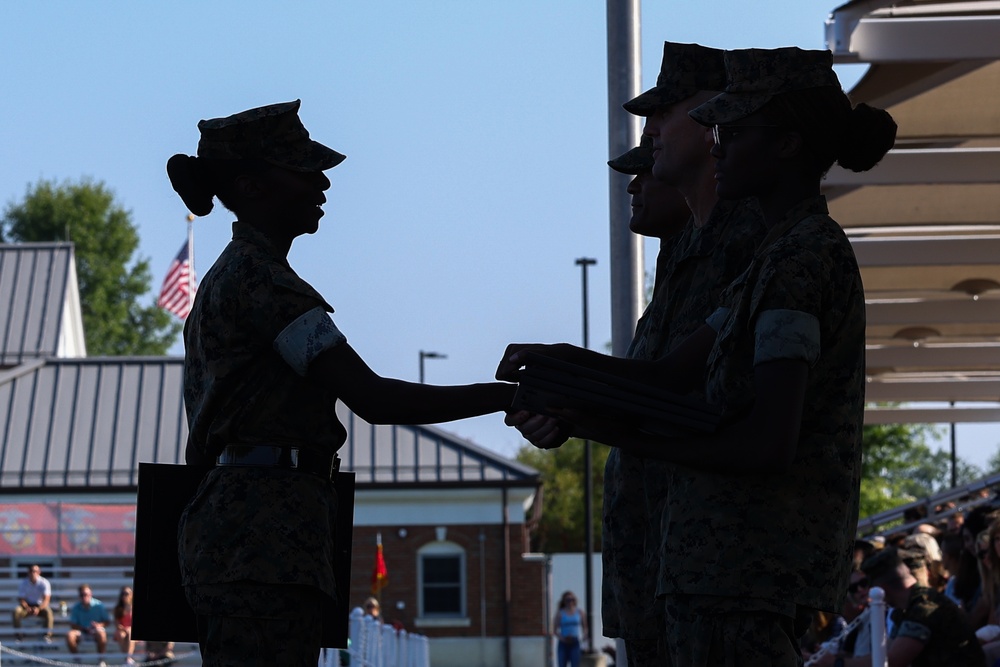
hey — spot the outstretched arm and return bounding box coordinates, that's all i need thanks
[310,342,515,425]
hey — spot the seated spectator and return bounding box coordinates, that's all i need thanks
[113,586,135,665]
[816,547,984,666]
[854,539,878,570]
[363,596,381,620]
[146,640,176,664]
[11,563,54,642]
[940,532,966,608]
[66,584,109,659]
[837,568,873,659]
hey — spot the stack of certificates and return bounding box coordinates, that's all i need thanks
[512,352,721,436]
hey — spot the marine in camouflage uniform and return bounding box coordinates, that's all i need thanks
[860,548,984,667]
[652,49,868,666]
[602,42,765,667]
[176,101,349,667]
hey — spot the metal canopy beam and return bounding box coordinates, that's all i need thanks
[851,235,1000,267]
[867,299,1000,326]
[868,344,1000,369]
[865,377,1000,402]
[826,148,1000,187]
[865,407,1000,424]
[834,14,1000,62]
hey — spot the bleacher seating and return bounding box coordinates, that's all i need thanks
[0,564,199,666]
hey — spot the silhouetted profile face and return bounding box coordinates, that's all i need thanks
[253,166,332,238]
[708,112,785,201]
[626,170,688,239]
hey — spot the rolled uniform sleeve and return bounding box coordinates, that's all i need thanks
[748,244,824,366]
[894,619,932,644]
[274,307,347,376]
[754,309,820,366]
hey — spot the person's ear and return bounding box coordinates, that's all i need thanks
[234,173,266,200]
[774,129,803,160]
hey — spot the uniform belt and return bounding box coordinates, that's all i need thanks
[216,445,339,480]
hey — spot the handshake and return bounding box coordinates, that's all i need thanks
[494,343,719,451]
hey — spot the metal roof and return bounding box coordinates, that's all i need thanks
[0,357,537,492]
[822,0,1000,423]
[0,243,84,365]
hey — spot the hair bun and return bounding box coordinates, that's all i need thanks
[837,103,898,173]
[166,154,215,216]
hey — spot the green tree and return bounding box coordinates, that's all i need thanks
[1,178,181,355]
[860,422,982,517]
[516,438,610,553]
[986,445,1000,475]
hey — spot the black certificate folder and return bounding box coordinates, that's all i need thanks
[133,462,355,649]
[511,351,721,436]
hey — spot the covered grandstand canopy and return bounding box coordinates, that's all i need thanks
[822,0,1000,423]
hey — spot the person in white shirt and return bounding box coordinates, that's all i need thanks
[12,564,53,641]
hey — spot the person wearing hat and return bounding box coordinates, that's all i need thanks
[168,100,515,666]
[501,46,895,664]
[813,547,983,666]
[502,42,766,666]
[602,132,691,667]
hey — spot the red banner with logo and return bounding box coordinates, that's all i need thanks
[0,503,136,556]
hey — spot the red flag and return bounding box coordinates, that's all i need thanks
[371,533,388,595]
[158,241,196,319]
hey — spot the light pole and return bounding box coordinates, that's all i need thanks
[419,350,447,384]
[575,256,597,655]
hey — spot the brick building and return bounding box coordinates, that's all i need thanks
[0,242,547,666]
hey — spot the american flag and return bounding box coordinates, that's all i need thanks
[158,241,196,319]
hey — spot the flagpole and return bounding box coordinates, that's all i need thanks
[376,531,383,606]
[186,213,195,315]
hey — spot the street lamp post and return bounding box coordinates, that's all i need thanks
[419,350,447,384]
[575,257,597,655]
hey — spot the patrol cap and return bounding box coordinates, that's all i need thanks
[861,546,924,584]
[196,100,346,172]
[689,47,841,126]
[608,135,655,175]
[623,42,726,116]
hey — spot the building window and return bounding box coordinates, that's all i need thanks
[418,541,465,618]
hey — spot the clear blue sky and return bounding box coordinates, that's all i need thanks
[3,1,993,470]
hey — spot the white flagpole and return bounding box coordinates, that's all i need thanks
[186,213,195,314]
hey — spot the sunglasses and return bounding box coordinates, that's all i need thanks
[848,578,869,594]
[711,124,781,147]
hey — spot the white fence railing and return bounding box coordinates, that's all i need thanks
[319,608,430,667]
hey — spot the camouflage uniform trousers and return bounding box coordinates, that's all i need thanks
[662,596,804,667]
[625,630,668,667]
[185,582,324,667]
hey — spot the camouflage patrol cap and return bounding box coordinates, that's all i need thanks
[608,135,655,175]
[623,42,726,116]
[197,100,346,172]
[861,546,925,584]
[689,47,840,126]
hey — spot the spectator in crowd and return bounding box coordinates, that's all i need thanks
[113,585,135,665]
[816,547,984,666]
[838,568,873,659]
[854,539,878,570]
[940,532,967,608]
[12,563,54,642]
[146,640,176,664]
[66,584,109,659]
[554,590,586,667]
[363,597,380,619]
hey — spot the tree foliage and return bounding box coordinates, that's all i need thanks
[1,179,181,355]
[516,438,610,553]
[859,422,981,518]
